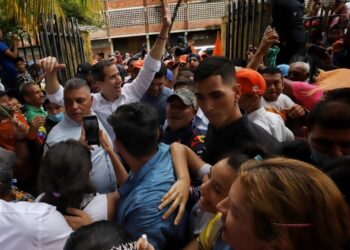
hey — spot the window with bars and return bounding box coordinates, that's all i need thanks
[108,0,225,28]
[108,8,145,28]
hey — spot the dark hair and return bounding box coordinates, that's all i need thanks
[307,88,350,130]
[154,63,168,79]
[92,60,115,82]
[258,67,283,79]
[0,158,13,197]
[326,157,350,206]
[232,58,247,68]
[176,70,194,80]
[19,82,37,97]
[64,221,131,250]
[14,56,25,65]
[127,58,137,67]
[108,103,159,157]
[194,56,236,85]
[228,144,270,170]
[64,78,90,93]
[39,140,95,214]
[173,79,195,91]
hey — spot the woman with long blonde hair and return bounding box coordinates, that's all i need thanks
[218,157,350,250]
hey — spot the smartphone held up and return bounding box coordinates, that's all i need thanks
[82,115,100,145]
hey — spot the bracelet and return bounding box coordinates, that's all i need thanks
[158,34,168,40]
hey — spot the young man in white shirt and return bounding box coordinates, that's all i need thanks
[41,4,171,141]
[260,67,305,121]
[237,68,294,142]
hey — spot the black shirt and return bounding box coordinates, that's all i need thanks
[203,114,281,165]
[162,124,205,157]
[272,0,306,44]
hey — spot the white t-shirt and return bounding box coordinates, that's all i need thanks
[261,94,295,111]
[0,200,72,250]
[248,107,294,142]
[36,193,108,222]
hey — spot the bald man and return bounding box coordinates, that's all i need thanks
[288,62,310,82]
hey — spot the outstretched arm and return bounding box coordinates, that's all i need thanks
[159,143,209,225]
[99,130,128,186]
[247,26,280,70]
[122,0,171,101]
[39,57,65,95]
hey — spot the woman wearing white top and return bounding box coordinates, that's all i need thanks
[37,138,122,221]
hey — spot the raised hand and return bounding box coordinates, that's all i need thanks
[159,178,190,225]
[38,56,65,74]
[161,0,171,28]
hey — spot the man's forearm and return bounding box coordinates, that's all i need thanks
[149,28,169,60]
[149,1,170,60]
[45,73,61,94]
[247,44,269,70]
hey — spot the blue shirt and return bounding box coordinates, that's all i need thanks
[141,87,172,125]
[116,143,188,250]
[0,41,17,87]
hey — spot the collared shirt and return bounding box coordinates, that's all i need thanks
[140,87,172,125]
[116,143,188,250]
[45,114,117,194]
[248,107,294,142]
[203,113,280,165]
[24,104,47,122]
[193,108,209,135]
[47,54,161,141]
[0,200,72,250]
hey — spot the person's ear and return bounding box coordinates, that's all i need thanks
[233,83,241,102]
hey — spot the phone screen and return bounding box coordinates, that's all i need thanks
[82,115,100,145]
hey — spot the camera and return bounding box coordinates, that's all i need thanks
[174,36,192,57]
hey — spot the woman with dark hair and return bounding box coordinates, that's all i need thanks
[36,139,119,221]
[64,221,155,250]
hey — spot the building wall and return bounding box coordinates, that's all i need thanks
[91,0,225,55]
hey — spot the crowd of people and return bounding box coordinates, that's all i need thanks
[0,0,350,249]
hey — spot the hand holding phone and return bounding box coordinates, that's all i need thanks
[82,115,100,145]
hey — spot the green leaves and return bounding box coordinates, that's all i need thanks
[0,0,104,32]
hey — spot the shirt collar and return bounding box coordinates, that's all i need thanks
[247,106,266,120]
[118,143,169,198]
[25,104,47,115]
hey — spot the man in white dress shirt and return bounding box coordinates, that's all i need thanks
[237,68,294,142]
[44,78,117,193]
[41,6,171,141]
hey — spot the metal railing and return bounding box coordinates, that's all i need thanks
[225,0,271,60]
[17,15,86,84]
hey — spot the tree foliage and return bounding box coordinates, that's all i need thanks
[0,0,104,32]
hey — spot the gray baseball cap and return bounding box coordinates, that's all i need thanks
[167,88,197,108]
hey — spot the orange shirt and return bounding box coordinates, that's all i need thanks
[0,112,29,151]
